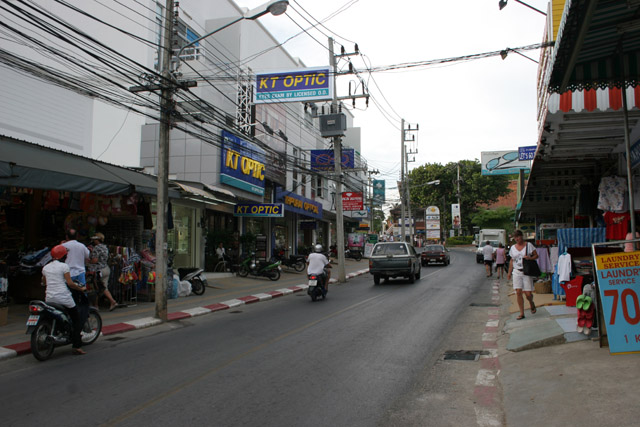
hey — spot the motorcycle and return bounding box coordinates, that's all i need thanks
[26,299,102,361]
[177,267,207,295]
[307,272,327,301]
[237,254,282,281]
[345,247,363,261]
[273,248,306,272]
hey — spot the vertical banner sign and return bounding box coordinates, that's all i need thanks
[372,179,385,206]
[594,250,640,354]
[451,204,461,230]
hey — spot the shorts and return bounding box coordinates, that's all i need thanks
[484,260,493,266]
[71,272,86,286]
[512,272,534,291]
[98,266,110,291]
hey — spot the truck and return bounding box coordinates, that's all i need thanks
[475,229,507,263]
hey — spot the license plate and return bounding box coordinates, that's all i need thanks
[26,315,39,326]
[308,280,317,286]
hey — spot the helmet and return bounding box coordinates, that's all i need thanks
[51,245,68,260]
[314,244,323,253]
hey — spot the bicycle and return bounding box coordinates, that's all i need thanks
[214,259,231,272]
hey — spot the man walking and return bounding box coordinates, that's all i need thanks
[482,241,495,277]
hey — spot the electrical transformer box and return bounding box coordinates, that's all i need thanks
[319,113,347,137]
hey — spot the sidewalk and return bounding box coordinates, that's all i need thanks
[0,259,371,360]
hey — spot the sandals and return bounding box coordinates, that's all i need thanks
[517,314,525,320]
[530,303,537,314]
[72,348,87,355]
[109,302,117,312]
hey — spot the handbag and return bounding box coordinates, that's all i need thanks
[522,244,541,277]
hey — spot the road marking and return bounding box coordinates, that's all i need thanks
[102,295,384,426]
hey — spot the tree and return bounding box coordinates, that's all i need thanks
[470,207,515,231]
[407,160,511,235]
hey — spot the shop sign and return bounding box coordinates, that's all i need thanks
[594,250,640,354]
[220,130,265,196]
[254,67,333,104]
[427,230,440,239]
[342,192,363,211]
[233,203,284,218]
[275,188,322,219]
[367,234,379,244]
[425,214,440,221]
[426,221,440,230]
[518,145,537,161]
[358,223,370,230]
[310,149,355,171]
[348,233,364,247]
[426,206,440,215]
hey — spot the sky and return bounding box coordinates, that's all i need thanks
[236,0,549,191]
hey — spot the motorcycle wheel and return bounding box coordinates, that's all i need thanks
[310,290,317,302]
[238,265,249,277]
[294,261,306,272]
[354,252,363,261]
[190,277,205,295]
[81,311,102,345]
[31,321,55,361]
[268,269,281,281]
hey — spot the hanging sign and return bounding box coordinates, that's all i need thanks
[254,67,333,104]
[342,192,364,211]
[372,180,385,206]
[594,249,640,354]
[451,204,461,230]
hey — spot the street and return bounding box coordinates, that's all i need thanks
[0,248,496,426]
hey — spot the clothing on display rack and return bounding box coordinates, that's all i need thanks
[536,247,553,273]
[558,251,572,282]
[549,246,559,269]
[603,211,630,240]
[597,175,626,212]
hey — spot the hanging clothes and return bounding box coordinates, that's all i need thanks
[549,246,559,269]
[597,176,626,212]
[558,252,572,282]
[536,247,553,273]
[552,264,564,299]
[603,212,630,240]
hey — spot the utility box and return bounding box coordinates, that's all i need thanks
[319,113,347,137]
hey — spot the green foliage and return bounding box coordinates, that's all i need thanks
[446,236,474,246]
[470,207,515,230]
[407,160,512,235]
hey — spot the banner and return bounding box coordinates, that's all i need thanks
[254,67,333,104]
[372,179,385,206]
[342,192,364,211]
[594,250,640,354]
[451,204,461,229]
[310,149,355,171]
[481,150,531,175]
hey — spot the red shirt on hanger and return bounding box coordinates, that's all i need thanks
[603,211,630,240]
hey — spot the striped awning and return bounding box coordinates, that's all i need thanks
[557,227,606,255]
[548,86,640,113]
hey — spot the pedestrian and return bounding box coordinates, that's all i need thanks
[62,229,90,285]
[495,243,506,280]
[41,245,87,355]
[507,230,539,320]
[482,241,494,277]
[87,232,118,311]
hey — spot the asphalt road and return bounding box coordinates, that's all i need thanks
[0,248,491,426]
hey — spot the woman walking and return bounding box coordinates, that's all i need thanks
[495,243,506,280]
[507,230,538,320]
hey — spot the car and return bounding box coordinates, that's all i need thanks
[476,240,499,263]
[421,244,450,266]
[369,242,422,285]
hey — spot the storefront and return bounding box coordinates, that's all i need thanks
[275,187,323,254]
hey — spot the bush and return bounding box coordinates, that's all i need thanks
[446,236,474,246]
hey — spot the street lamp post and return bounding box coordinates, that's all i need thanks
[153,0,289,321]
[498,0,546,16]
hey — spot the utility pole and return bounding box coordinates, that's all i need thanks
[400,119,405,243]
[405,124,418,243]
[456,162,462,236]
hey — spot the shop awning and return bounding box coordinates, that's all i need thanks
[0,135,160,195]
[175,182,222,205]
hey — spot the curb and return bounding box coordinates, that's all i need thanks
[0,268,371,361]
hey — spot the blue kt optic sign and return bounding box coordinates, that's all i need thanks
[254,67,333,104]
[220,130,265,196]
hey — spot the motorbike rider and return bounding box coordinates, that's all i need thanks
[307,244,332,293]
[41,245,87,355]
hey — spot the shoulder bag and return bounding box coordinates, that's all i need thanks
[522,244,541,277]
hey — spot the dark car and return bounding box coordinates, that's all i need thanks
[421,244,450,266]
[369,242,421,285]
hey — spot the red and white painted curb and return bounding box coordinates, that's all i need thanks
[0,269,371,360]
[474,280,503,426]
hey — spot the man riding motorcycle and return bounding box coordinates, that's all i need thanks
[307,244,332,293]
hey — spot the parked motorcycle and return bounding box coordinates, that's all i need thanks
[177,267,207,295]
[237,254,282,281]
[26,299,102,361]
[273,248,306,272]
[345,247,363,261]
[307,272,327,301]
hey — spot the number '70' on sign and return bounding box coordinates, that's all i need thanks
[603,289,640,325]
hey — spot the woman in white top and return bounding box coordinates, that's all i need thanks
[41,245,87,355]
[507,230,538,320]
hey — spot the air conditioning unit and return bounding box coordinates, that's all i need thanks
[319,113,347,138]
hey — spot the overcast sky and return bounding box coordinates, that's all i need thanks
[237,0,548,190]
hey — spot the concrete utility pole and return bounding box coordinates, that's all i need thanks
[329,38,346,283]
[405,124,418,243]
[457,162,462,236]
[400,118,405,242]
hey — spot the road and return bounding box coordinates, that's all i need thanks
[1,248,494,426]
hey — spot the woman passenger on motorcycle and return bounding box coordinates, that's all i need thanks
[41,245,88,355]
[307,244,332,293]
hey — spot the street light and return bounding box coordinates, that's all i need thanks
[498,0,546,16]
[153,0,289,321]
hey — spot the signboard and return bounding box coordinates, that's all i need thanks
[426,221,440,230]
[233,203,284,218]
[372,179,385,206]
[220,130,265,195]
[594,249,640,354]
[427,230,440,239]
[518,145,537,161]
[275,188,322,219]
[254,67,333,104]
[367,234,379,244]
[481,150,531,176]
[310,149,355,171]
[342,192,364,211]
[451,204,461,230]
[348,233,365,247]
[425,206,440,215]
